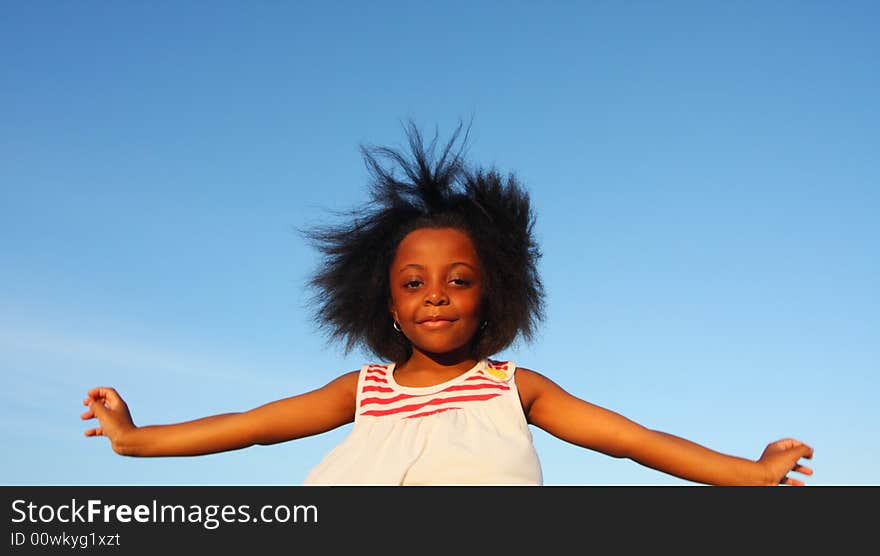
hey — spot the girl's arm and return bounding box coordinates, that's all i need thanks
[515,368,814,486]
[81,371,359,457]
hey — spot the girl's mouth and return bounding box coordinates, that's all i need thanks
[418,317,456,328]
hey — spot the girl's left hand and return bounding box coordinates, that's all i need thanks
[758,438,814,486]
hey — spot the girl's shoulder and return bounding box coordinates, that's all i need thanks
[512,366,560,416]
[320,368,361,398]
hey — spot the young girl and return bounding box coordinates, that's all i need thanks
[82,122,814,486]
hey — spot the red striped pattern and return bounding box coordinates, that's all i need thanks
[357,361,513,419]
[360,393,502,417]
[362,385,394,394]
[361,382,510,407]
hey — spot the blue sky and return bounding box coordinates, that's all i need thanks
[2,1,877,486]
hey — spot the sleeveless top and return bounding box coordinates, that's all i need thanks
[302,358,543,485]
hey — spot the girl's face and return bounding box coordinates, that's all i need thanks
[388,227,484,360]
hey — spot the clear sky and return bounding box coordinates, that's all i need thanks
[2,1,877,486]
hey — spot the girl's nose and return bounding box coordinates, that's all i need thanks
[425,288,449,305]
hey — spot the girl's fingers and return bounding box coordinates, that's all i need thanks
[793,442,814,459]
[771,438,814,461]
[793,463,814,476]
[779,458,814,486]
[80,409,95,420]
[776,438,806,451]
[85,400,119,426]
[87,400,107,417]
[84,428,104,437]
[791,464,813,475]
[86,387,123,407]
[86,387,111,399]
[84,388,124,415]
[779,472,806,486]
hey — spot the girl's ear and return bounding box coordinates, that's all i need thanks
[388,300,398,322]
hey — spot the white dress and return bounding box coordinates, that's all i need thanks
[302,359,543,485]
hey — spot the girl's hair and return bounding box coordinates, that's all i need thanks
[304,121,545,362]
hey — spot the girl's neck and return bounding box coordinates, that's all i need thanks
[395,348,480,376]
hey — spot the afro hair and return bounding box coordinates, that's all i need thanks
[304,120,545,363]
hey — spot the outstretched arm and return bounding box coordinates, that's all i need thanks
[81,371,359,457]
[515,368,814,486]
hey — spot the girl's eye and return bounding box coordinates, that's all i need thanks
[404,280,422,288]
[450,278,470,286]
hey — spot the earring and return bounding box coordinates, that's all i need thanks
[480,320,488,330]
[393,321,402,333]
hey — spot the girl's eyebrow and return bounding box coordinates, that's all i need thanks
[396,262,478,272]
[397,264,424,272]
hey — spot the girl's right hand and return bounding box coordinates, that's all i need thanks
[81,387,136,454]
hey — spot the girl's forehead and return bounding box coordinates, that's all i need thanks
[392,227,480,263]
